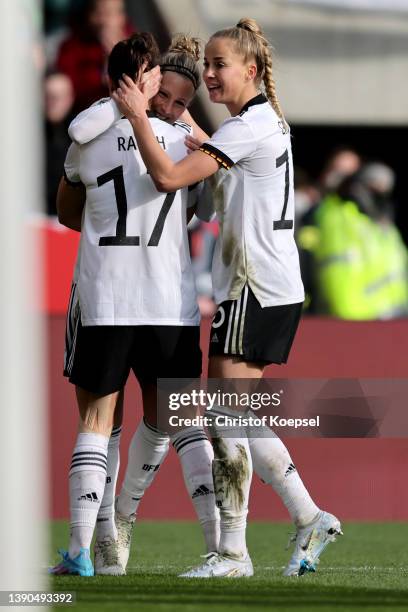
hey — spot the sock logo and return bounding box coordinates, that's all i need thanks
[142,463,160,472]
[78,492,99,502]
[192,485,214,498]
[106,476,111,484]
[211,332,219,343]
[285,463,297,477]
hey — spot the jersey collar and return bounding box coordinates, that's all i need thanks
[238,93,267,115]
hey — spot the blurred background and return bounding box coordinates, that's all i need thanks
[41,0,408,523]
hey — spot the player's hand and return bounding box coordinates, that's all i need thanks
[185,135,203,154]
[112,74,148,121]
[140,65,161,101]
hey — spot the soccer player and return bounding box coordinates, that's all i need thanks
[50,32,217,577]
[112,18,342,578]
[62,35,217,577]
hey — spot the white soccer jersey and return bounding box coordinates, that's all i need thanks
[68,98,213,221]
[200,94,305,308]
[65,115,199,326]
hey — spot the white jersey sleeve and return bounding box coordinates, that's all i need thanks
[68,98,122,145]
[200,116,257,169]
[64,142,82,184]
[173,120,214,217]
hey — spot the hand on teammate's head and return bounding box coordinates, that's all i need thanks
[112,74,149,120]
[140,66,162,101]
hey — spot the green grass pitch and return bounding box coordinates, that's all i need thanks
[50,521,408,612]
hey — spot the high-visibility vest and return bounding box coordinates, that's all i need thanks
[298,195,408,320]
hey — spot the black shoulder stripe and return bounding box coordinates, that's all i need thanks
[175,120,191,129]
[63,170,84,188]
[199,143,234,170]
[174,122,192,134]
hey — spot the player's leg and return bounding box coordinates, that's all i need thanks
[50,324,133,576]
[96,390,123,541]
[248,426,320,527]
[93,390,125,574]
[113,384,171,573]
[159,326,220,554]
[50,387,118,577]
[208,289,341,575]
[239,294,342,575]
[246,423,342,575]
[170,424,220,554]
[181,352,261,578]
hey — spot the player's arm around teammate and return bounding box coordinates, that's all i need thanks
[114,19,342,579]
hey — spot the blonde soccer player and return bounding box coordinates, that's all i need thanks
[112,18,342,578]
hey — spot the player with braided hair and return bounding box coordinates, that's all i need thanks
[113,17,341,578]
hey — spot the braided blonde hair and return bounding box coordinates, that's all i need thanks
[160,34,201,90]
[210,18,287,125]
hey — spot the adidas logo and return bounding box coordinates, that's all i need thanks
[211,333,219,343]
[78,492,99,502]
[192,485,214,498]
[285,463,297,477]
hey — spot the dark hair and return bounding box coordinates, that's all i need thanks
[160,35,201,91]
[108,33,160,88]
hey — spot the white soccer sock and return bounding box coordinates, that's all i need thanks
[116,419,169,519]
[69,432,109,558]
[210,417,252,560]
[96,426,122,540]
[171,427,220,553]
[247,414,320,527]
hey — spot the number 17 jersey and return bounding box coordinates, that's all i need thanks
[65,116,199,326]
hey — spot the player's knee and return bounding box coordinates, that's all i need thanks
[78,405,114,437]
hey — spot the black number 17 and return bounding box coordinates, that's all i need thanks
[97,165,176,247]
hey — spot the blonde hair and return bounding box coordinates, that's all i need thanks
[160,34,201,90]
[210,18,286,123]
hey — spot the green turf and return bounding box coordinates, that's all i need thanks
[50,521,408,612]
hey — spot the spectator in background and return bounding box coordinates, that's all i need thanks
[319,146,362,193]
[298,162,408,319]
[56,0,134,112]
[297,148,362,310]
[293,167,321,223]
[45,72,75,215]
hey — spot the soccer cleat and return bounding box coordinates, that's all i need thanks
[283,511,343,577]
[115,512,134,572]
[179,552,254,578]
[94,536,125,576]
[49,548,94,576]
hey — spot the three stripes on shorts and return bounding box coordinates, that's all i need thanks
[224,285,249,355]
